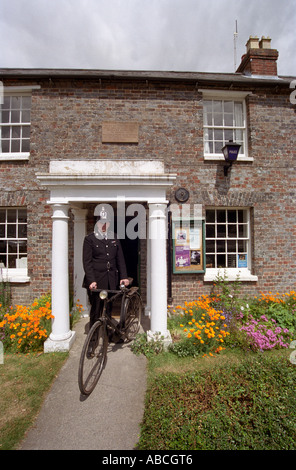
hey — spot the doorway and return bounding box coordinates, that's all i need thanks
[116,216,140,288]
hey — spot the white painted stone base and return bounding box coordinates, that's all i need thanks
[147,329,172,350]
[44,331,76,353]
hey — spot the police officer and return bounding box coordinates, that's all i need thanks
[82,208,129,328]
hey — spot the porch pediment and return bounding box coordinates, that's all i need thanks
[36,160,176,203]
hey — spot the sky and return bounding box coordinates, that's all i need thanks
[0,0,295,76]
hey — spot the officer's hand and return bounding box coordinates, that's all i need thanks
[89,282,97,290]
[120,279,129,287]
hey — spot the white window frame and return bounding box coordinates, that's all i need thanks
[199,89,252,162]
[0,207,29,283]
[0,86,39,161]
[204,207,258,282]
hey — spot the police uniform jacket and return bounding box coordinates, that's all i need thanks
[82,231,128,290]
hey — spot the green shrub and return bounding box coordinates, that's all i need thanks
[131,333,164,358]
[138,353,296,450]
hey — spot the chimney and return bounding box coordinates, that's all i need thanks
[236,36,279,76]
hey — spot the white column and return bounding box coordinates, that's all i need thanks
[72,208,88,316]
[147,203,172,346]
[44,203,76,352]
[145,228,151,317]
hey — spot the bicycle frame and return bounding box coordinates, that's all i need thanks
[78,281,142,395]
[91,285,129,338]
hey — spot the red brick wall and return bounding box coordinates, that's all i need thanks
[1,77,295,307]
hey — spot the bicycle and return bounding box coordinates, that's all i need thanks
[78,278,142,395]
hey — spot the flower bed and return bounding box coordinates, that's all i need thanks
[0,293,53,353]
[168,288,296,357]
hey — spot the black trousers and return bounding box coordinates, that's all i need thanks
[88,290,112,328]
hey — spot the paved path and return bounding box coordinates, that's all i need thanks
[19,317,147,450]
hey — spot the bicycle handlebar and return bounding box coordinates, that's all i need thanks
[90,277,134,295]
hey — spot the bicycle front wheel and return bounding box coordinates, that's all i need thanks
[123,292,142,341]
[78,320,108,395]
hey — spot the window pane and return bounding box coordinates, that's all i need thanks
[7,210,16,222]
[12,126,21,138]
[213,113,223,126]
[22,110,31,122]
[238,210,247,223]
[18,209,27,223]
[224,101,233,113]
[206,254,215,267]
[2,127,10,139]
[206,224,215,238]
[19,240,27,253]
[206,210,215,222]
[217,224,226,238]
[238,240,248,252]
[8,240,18,253]
[8,255,17,268]
[213,101,222,113]
[228,210,237,223]
[227,240,237,252]
[22,126,30,138]
[18,224,27,238]
[22,96,31,108]
[228,225,237,238]
[208,142,214,153]
[217,240,225,252]
[214,129,223,141]
[234,102,243,126]
[2,110,10,123]
[7,224,16,238]
[239,224,248,238]
[0,225,5,237]
[0,210,5,223]
[225,129,234,141]
[224,113,233,126]
[11,97,21,109]
[217,254,226,267]
[11,110,20,123]
[227,254,237,267]
[11,140,21,152]
[206,240,215,252]
[217,210,226,222]
[1,140,9,152]
[21,139,30,152]
[3,97,10,108]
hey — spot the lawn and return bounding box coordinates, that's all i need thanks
[0,351,68,450]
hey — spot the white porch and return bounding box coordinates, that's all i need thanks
[36,160,176,352]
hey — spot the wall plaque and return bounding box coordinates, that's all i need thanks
[102,122,139,143]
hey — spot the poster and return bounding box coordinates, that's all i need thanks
[237,254,248,268]
[172,220,205,273]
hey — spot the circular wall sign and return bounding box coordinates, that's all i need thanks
[175,188,189,203]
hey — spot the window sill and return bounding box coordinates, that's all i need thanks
[0,269,30,283]
[204,268,258,282]
[0,153,30,161]
[204,155,253,162]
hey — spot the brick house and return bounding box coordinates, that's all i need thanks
[0,36,295,350]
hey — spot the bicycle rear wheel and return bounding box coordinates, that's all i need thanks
[123,292,142,341]
[78,320,108,395]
